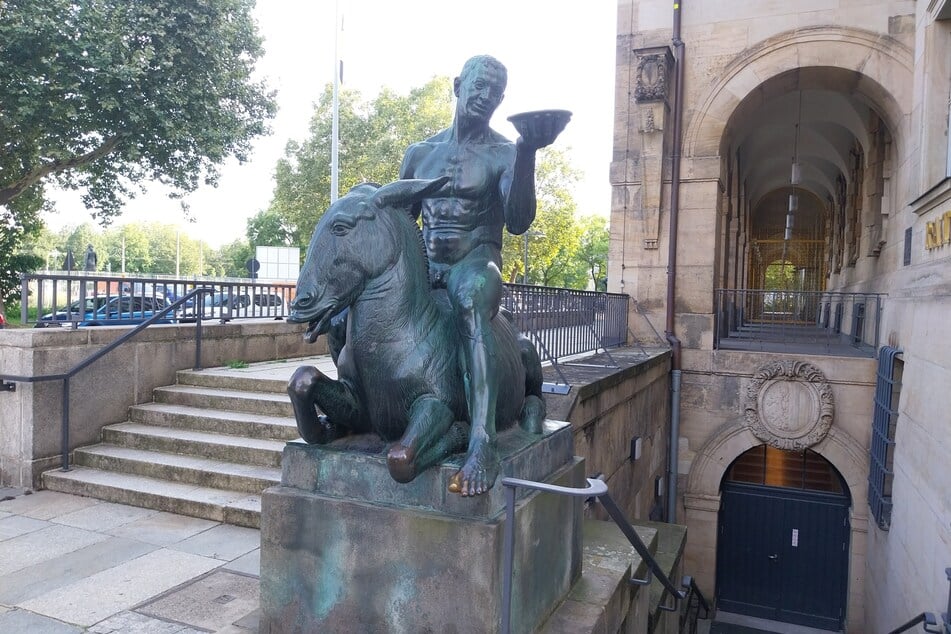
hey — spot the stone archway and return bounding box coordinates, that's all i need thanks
[683,419,870,631]
[685,26,913,160]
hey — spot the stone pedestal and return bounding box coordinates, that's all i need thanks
[260,421,583,634]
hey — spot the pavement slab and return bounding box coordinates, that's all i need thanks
[0,536,157,605]
[139,570,259,632]
[51,501,158,532]
[0,514,51,541]
[169,524,260,561]
[17,548,221,626]
[106,511,218,546]
[0,490,100,520]
[0,608,82,633]
[0,523,108,576]
[88,610,207,633]
[222,548,260,577]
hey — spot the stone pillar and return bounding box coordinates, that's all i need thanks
[260,421,584,634]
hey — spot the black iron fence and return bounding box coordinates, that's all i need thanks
[715,288,883,353]
[22,272,295,326]
[501,284,628,363]
[21,273,630,364]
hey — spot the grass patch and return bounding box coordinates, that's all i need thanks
[225,360,249,369]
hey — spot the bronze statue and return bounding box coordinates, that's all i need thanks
[287,55,568,496]
[399,55,567,495]
[286,179,546,491]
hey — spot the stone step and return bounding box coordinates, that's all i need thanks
[129,402,300,441]
[175,369,290,394]
[153,384,296,418]
[73,444,281,494]
[102,422,286,467]
[42,467,262,528]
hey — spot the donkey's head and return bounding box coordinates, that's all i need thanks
[288,177,448,343]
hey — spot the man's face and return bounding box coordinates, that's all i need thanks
[455,63,506,122]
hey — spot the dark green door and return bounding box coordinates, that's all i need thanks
[716,482,850,630]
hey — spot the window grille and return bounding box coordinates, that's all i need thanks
[868,346,902,530]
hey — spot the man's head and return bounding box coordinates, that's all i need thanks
[454,55,507,122]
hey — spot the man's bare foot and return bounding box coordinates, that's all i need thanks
[448,443,499,496]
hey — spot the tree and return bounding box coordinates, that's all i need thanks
[501,148,584,288]
[207,238,253,278]
[247,209,294,248]
[263,78,453,248]
[0,0,276,222]
[576,215,610,291]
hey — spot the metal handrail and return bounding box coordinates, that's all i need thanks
[887,568,951,634]
[680,574,712,634]
[0,287,214,472]
[887,612,939,634]
[500,476,688,634]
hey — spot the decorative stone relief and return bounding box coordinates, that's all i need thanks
[634,48,673,103]
[744,360,835,450]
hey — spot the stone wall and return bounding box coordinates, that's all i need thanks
[546,349,672,522]
[0,321,324,488]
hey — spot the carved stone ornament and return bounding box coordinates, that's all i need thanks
[634,48,673,103]
[744,360,835,450]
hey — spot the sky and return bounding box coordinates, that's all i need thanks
[47,0,619,248]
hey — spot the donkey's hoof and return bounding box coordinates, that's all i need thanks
[387,443,418,483]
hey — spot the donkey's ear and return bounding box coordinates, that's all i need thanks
[371,177,450,210]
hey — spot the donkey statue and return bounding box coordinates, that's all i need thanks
[286,178,546,496]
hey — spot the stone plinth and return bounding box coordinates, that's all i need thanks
[260,421,583,634]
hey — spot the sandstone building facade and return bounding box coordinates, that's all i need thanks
[610,1,951,631]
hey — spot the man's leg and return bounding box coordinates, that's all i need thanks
[446,254,503,496]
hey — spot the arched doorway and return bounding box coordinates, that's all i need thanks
[716,445,851,631]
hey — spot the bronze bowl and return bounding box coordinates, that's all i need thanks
[507,109,572,144]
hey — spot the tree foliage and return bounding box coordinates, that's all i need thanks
[0,0,276,221]
[258,78,454,248]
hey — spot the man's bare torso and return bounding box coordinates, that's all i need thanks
[402,131,514,265]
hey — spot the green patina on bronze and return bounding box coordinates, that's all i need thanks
[286,55,569,496]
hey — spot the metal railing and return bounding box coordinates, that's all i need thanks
[0,288,214,472]
[714,288,883,353]
[887,568,951,634]
[22,272,294,327]
[21,274,631,367]
[500,476,700,634]
[501,284,629,371]
[680,575,712,634]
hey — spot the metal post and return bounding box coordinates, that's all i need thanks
[194,311,204,371]
[501,485,517,634]
[20,274,29,324]
[522,233,529,285]
[61,378,70,471]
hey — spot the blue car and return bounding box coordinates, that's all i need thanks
[77,296,174,327]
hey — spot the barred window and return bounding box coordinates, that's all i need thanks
[868,346,902,530]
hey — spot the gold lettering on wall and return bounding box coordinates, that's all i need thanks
[925,210,951,250]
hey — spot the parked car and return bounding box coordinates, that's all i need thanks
[77,296,174,326]
[36,296,113,325]
[200,292,251,320]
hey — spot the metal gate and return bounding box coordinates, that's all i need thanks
[716,482,850,630]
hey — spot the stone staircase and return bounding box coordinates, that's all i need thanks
[41,363,311,529]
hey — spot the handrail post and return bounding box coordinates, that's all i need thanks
[61,378,70,471]
[501,484,517,634]
[20,274,29,324]
[194,309,204,371]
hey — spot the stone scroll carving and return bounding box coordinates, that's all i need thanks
[744,360,835,450]
[634,48,673,103]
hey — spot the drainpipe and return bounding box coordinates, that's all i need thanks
[666,0,686,524]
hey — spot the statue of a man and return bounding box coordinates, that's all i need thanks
[83,244,97,272]
[399,55,560,496]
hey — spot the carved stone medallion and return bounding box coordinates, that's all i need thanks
[744,360,834,450]
[634,48,673,103]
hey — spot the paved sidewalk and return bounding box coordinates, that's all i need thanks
[0,489,261,633]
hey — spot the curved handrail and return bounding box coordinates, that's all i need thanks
[0,287,215,471]
[499,476,688,634]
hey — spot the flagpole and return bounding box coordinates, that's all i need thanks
[331,0,341,203]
